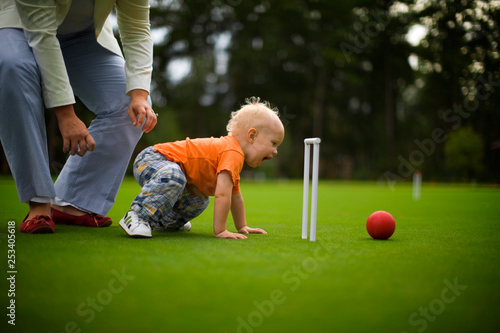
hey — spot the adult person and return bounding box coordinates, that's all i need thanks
[0,0,157,233]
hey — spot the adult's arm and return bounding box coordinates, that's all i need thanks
[15,0,75,108]
[115,0,153,95]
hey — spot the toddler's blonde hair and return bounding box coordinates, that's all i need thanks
[226,97,280,135]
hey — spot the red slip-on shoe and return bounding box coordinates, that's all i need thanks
[20,214,55,234]
[52,208,112,227]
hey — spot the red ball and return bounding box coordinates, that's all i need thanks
[366,211,396,240]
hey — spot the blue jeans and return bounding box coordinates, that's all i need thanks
[0,27,144,215]
[131,147,210,230]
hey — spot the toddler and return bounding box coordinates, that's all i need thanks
[119,97,285,239]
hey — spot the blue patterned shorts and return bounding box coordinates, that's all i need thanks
[131,146,210,230]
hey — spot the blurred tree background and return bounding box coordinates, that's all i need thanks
[1,0,499,184]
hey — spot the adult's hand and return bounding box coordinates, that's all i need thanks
[128,89,157,133]
[54,105,95,156]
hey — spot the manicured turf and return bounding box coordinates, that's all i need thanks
[1,177,499,333]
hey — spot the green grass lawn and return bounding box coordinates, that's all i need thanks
[1,177,499,333]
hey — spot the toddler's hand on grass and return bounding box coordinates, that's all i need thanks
[216,230,248,239]
[238,226,267,234]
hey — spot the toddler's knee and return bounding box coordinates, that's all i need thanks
[201,197,210,210]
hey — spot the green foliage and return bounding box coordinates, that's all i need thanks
[145,0,500,181]
[444,126,484,179]
[2,0,499,181]
[397,0,500,181]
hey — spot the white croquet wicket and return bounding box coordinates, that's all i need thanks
[302,138,321,241]
[413,170,422,201]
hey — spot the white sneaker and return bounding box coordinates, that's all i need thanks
[119,211,152,238]
[178,221,191,231]
[165,221,191,232]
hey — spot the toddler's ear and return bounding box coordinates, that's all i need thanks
[247,128,257,143]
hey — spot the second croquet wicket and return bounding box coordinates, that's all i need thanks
[302,138,321,241]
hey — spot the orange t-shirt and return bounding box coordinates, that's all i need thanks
[154,136,244,196]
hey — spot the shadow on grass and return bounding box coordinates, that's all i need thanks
[359,237,400,242]
[17,224,214,241]
[141,231,213,240]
